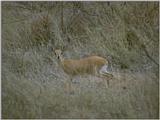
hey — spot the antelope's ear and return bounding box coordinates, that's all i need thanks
[53,49,56,55]
[54,52,56,56]
[61,45,68,52]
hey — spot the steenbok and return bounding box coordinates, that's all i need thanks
[54,49,113,93]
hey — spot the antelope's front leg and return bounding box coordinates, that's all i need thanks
[68,78,75,95]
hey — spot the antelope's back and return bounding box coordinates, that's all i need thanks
[61,56,108,76]
[86,56,108,66]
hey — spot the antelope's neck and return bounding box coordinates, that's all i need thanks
[59,56,64,63]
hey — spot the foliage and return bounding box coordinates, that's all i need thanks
[2,1,159,119]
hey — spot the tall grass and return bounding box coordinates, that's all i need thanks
[2,1,159,119]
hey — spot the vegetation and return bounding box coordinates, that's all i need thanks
[2,1,159,119]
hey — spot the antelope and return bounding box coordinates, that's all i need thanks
[54,49,113,93]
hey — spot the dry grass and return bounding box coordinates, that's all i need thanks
[2,1,159,119]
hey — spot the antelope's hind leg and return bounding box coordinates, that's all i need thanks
[99,65,112,88]
[96,73,110,88]
[103,76,110,88]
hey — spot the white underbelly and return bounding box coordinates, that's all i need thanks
[99,65,110,74]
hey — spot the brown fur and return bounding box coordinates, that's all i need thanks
[54,49,108,76]
[62,56,108,76]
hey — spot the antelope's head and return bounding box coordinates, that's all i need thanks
[54,49,63,61]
